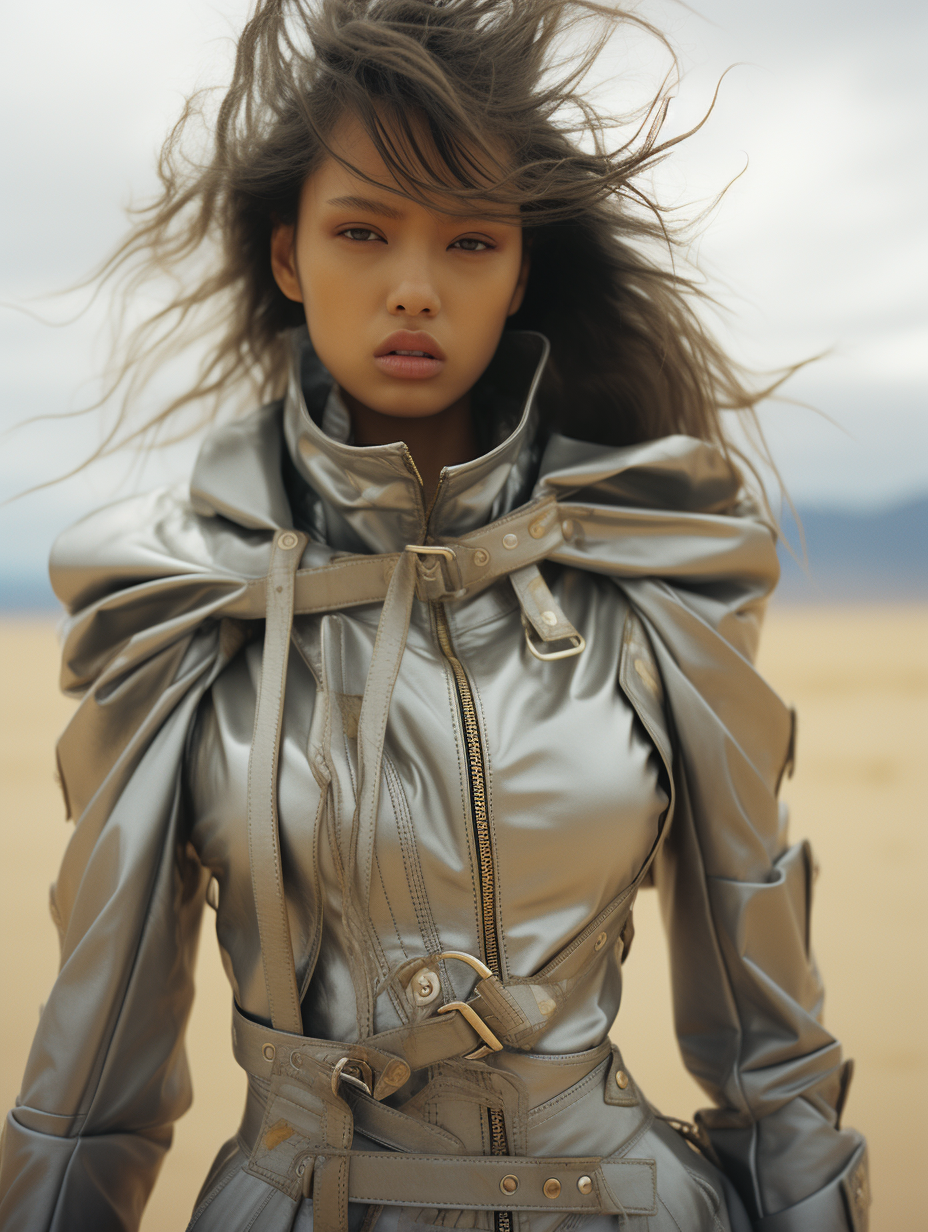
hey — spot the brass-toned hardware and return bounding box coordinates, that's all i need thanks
[577,1176,593,1195]
[473,547,490,566]
[593,932,608,951]
[290,1051,304,1068]
[276,531,299,550]
[405,544,455,561]
[561,518,575,539]
[331,1055,373,1097]
[262,1043,276,1062]
[500,1175,519,1195]
[502,533,519,549]
[437,1000,504,1057]
[543,1179,561,1199]
[434,950,493,980]
[541,610,559,626]
[528,520,547,539]
[615,1070,630,1090]
[407,969,441,1006]
[522,615,586,662]
[381,1059,411,1089]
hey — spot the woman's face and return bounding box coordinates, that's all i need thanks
[270,111,529,422]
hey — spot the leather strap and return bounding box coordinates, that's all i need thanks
[246,530,307,1035]
[319,1150,657,1215]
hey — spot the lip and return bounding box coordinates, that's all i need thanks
[375,330,447,361]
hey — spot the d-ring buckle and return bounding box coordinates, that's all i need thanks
[331,1056,373,1098]
[522,616,586,662]
[432,951,503,1059]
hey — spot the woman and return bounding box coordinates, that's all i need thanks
[0,2,868,1229]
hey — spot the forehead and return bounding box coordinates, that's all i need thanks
[305,108,514,220]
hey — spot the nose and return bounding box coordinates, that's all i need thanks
[387,270,441,317]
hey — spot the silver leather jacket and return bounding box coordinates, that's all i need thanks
[0,331,868,1232]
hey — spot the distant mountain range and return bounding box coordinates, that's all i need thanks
[1,496,926,611]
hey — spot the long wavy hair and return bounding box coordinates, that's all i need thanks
[68,0,790,465]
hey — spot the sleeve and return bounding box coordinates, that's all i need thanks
[625,540,869,1231]
[0,491,252,1231]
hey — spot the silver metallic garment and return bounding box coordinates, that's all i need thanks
[0,331,867,1232]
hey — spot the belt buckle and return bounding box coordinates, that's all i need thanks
[432,950,504,1060]
[405,544,462,599]
[331,1055,373,1097]
[521,614,586,662]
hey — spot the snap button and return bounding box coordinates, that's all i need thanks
[290,1051,304,1068]
[543,1178,561,1199]
[615,1069,629,1090]
[473,547,490,566]
[408,970,441,1007]
[577,1176,593,1195]
[561,518,574,539]
[277,531,299,550]
[593,932,607,951]
[528,519,546,539]
[500,1175,519,1195]
[502,533,519,549]
[541,610,558,627]
[262,1043,276,1062]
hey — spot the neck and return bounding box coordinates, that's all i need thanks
[341,390,479,506]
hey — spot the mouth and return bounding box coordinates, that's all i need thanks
[374,331,446,380]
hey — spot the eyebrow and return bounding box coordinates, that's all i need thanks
[326,194,405,219]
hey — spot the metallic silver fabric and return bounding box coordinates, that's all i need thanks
[0,330,867,1231]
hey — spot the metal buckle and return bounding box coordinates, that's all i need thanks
[404,544,462,600]
[522,616,586,662]
[432,950,503,1059]
[331,1055,373,1097]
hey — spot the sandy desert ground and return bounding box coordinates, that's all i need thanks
[0,605,925,1229]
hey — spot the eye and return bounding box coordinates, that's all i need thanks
[339,227,384,243]
[450,237,494,252]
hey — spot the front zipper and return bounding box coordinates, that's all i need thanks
[433,601,512,1232]
[404,451,512,1232]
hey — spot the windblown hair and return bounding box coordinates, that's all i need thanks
[79,0,788,459]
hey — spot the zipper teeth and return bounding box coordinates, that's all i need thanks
[434,604,500,975]
[433,604,511,1232]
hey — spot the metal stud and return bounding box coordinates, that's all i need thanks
[408,969,441,1007]
[277,531,299,550]
[543,1178,561,1199]
[502,533,519,549]
[541,610,559,627]
[529,520,547,539]
[561,519,574,539]
[262,1043,276,1062]
[577,1176,593,1195]
[473,547,490,566]
[500,1175,519,1195]
[593,932,608,951]
[615,1069,630,1090]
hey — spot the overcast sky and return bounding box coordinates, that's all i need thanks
[1,0,926,586]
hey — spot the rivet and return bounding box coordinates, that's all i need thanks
[407,969,441,1007]
[502,533,519,549]
[593,931,608,951]
[277,531,299,550]
[262,1043,276,1062]
[473,547,490,566]
[290,1051,304,1069]
[577,1176,593,1195]
[615,1069,630,1090]
[541,610,558,627]
[543,1178,561,1200]
[500,1174,519,1195]
[561,519,574,539]
[528,520,546,539]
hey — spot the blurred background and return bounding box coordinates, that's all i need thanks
[1,1,925,1227]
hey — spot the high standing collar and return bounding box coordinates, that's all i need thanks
[282,327,550,554]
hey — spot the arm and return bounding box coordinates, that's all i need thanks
[632,570,868,1231]
[0,491,248,1231]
